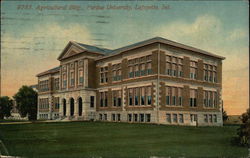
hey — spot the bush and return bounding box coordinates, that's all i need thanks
[237,108,250,146]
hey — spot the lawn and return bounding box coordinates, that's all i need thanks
[0,121,248,158]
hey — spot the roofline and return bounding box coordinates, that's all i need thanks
[95,37,225,61]
[36,67,60,77]
[57,41,105,61]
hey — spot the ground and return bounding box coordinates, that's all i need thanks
[0,121,248,158]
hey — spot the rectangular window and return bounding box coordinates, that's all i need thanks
[166,62,171,76]
[178,88,183,106]
[166,113,171,123]
[179,114,184,123]
[139,114,144,122]
[141,87,145,105]
[129,66,134,78]
[112,114,116,121]
[79,69,83,84]
[135,88,139,105]
[146,62,152,75]
[204,114,208,123]
[178,65,183,77]
[173,114,178,123]
[190,89,197,107]
[104,92,108,107]
[129,89,133,106]
[140,64,146,76]
[90,96,94,108]
[104,114,107,120]
[133,114,138,122]
[70,72,75,86]
[117,114,121,121]
[117,91,122,107]
[209,114,213,122]
[113,91,117,107]
[146,114,151,122]
[172,64,177,77]
[99,114,103,120]
[147,87,152,105]
[128,114,132,122]
[100,92,104,107]
[166,86,171,105]
[172,87,176,106]
[135,65,140,77]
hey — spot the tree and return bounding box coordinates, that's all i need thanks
[0,96,13,119]
[222,109,228,122]
[13,85,38,120]
[237,108,250,146]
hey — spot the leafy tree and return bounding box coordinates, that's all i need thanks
[0,96,13,119]
[13,85,38,120]
[222,109,228,122]
[237,109,250,146]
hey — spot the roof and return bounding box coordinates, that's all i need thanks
[75,42,112,54]
[37,66,60,77]
[97,37,225,60]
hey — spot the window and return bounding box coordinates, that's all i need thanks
[129,89,133,106]
[146,62,152,75]
[141,87,145,105]
[209,114,213,122]
[204,114,208,123]
[190,89,197,107]
[90,96,94,108]
[140,64,146,76]
[113,91,117,107]
[54,78,59,90]
[173,114,178,123]
[135,65,140,77]
[100,66,108,84]
[133,114,138,122]
[39,80,49,92]
[128,114,132,122]
[139,114,144,122]
[204,64,217,83]
[99,114,103,120]
[54,97,60,109]
[63,74,67,88]
[166,62,171,76]
[172,87,177,106]
[172,64,177,77]
[112,114,116,121]
[146,114,151,122]
[117,91,122,107]
[166,86,171,105]
[190,114,197,122]
[178,88,183,106]
[204,91,208,107]
[129,66,134,78]
[104,92,108,107]
[117,114,121,121]
[104,114,107,120]
[190,61,197,79]
[166,113,171,123]
[100,92,107,107]
[135,88,139,105]
[178,65,183,77]
[147,86,152,105]
[214,92,217,107]
[70,71,75,86]
[79,69,83,84]
[179,114,184,123]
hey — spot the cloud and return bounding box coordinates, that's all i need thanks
[228,28,248,41]
[1,23,92,96]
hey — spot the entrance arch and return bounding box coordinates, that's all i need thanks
[70,98,74,116]
[78,97,82,116]
[63,99,66,116]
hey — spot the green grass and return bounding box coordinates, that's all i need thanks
[0,121,248,158]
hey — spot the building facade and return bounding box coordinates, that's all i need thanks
[36,37,225,126]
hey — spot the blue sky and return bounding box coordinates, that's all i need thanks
[1,0,249,114]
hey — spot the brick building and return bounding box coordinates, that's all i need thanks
[36,37,225,126]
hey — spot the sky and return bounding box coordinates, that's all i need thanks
[1,0,249,115]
